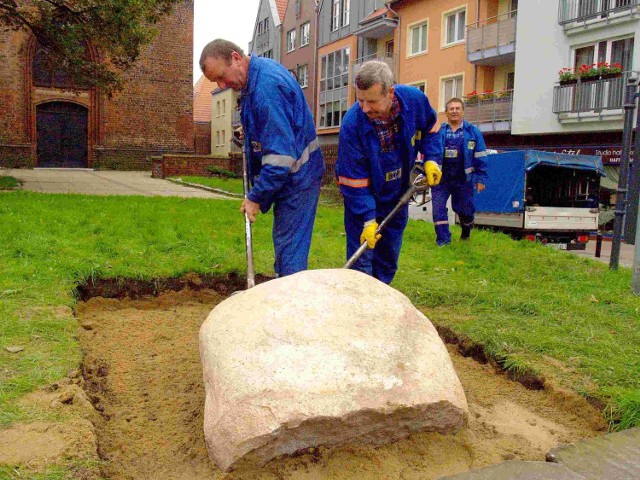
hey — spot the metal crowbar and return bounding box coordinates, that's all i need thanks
[344,173,431,269]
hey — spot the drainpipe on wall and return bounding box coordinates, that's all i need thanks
[473,0,479,91]
[313,0,324,125]
[386,2,401,82]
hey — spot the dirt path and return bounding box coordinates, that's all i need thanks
[75,289,605,480]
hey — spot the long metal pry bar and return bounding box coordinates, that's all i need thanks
[344,174,430,269]
[241,146,256,289]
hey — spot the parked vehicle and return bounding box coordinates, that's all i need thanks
[473,150,604,250]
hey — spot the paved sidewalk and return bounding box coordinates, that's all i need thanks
[0,169,231,199]
[569,238,635,268]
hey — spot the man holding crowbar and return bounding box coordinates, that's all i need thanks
[336,61,443,284]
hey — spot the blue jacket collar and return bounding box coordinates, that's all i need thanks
[242,53,260,97]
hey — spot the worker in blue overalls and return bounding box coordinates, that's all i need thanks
[432,97,488,245]
[336,61,443,284]
[200,39,325,277]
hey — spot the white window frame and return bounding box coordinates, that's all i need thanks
[318,46,350,129]
[442,6,466,47]
[342,0,350,27]
[300,22,310,47]
[572,36,634,69]
[298,64,309,88]
[331,0,340,31]
[439,73,465,112]
[216,101,220,117]
[221,99,226,116]
[287,29,296,52]
[409,80,427,94]
[407,19,429,57]
[222,129,226,147]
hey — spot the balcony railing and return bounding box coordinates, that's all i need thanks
[351,53,396,77]
[558,0,638,25]
[463,91,513,130]
[552,71,635,114]
[466,10,517,57]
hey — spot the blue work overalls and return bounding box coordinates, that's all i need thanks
[241,55,325,276]
[432,121,488,245]
[336,85,442,284]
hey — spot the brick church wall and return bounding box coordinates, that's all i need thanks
[0,0,194,170]
[0,28,33,167]
[96,0,194,169]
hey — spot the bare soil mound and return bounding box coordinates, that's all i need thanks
[74,288,605,480]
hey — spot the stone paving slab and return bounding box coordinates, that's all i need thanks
[438,460,586,480]
[546,427,640,480]
[0,169,233,199]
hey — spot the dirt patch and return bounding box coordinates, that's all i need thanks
[0,420,98,469]
[76,288,605,480]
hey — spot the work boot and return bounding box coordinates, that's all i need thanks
[460,226,471,240]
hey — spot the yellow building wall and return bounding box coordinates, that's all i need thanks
[497,0,514,16]
[494,64,515,91]
[211,89,238,157]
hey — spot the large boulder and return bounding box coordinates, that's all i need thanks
[199,269,468,472]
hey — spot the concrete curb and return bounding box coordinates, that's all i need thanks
[166,178,243,198]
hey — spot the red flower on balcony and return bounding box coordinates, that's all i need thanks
[558,67,576,84]
[465,90,479,103]
[577,63,599,80]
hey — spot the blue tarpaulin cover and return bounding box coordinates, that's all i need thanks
[474,150,604,214]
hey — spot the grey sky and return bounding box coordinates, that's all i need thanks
[193,0,261,83]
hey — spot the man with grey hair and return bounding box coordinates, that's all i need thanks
[200,39,325,277]
[336,61,443,284]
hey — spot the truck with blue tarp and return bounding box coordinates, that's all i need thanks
[473,150,605,250]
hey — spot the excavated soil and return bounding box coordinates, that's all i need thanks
[74,288,606,480]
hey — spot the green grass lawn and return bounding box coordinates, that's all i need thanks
[1,190,639,438]
[173,175,245,195]
[173,176,344,206]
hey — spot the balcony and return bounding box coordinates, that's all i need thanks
[466,11,517,66]
[352,53,396,78]
[558,0,638,28]
[463,90,513,132]
[354,6,398,39]
[552,72,635,118]
[255,32,270,52]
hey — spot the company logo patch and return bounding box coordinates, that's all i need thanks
[251,141,262,152]
[445,148,458,158]
[468,141,476,150]
[385,168,402,181]
[411,130,422,146]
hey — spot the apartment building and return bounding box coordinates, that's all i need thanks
[249,0,289,59]
[245,0,634,187]
[281,0,318,111]
[508,0,635,178]
[211,88,239,157]
[316,0,392,143]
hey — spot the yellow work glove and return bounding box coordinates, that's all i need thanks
[424,160,442,186]
[360,220,381,249]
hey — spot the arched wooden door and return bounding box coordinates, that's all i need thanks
[36,102,88,168]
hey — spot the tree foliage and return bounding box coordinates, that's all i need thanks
[0,0,186,94]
